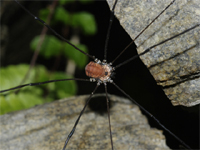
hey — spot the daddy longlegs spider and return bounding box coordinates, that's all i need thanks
[0,0,199,149]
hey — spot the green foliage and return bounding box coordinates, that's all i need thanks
[0,64,77,115]
[1,0,96,115]
[39,1,97,35]
[48,72,77,98]
[63,43,88,69]
[32,0,97,68]
[30,35,88,69]
[71,12,97,35]
[30,35,62,58]
[54,7,70,25]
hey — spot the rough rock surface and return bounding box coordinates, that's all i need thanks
[0,95,169,150]
[107,0,200,107]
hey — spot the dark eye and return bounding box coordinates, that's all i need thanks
[105,72,108,75]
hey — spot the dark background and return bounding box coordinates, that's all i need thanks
[1,0,199,149]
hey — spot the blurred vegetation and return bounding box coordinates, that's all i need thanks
[0,64,77,115]
[0,0,97,115]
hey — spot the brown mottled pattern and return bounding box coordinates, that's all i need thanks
[85,62,105,78]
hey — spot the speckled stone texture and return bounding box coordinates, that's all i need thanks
[107,0,200,107]
[0,95,169,150]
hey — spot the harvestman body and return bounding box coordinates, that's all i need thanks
[85,60,114,83]
[0,0,199,149]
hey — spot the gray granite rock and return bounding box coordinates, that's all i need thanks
[107,0,200,107]
[0,95,169,150]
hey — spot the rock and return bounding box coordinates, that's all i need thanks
[0,95,169,150]
[107,0,200,107]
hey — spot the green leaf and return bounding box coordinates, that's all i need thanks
[0,96,13,115]
[4,93,25,111]
[30,35,62,58]
[63,42,88,69]
[0,64,35,91]
[0,64,78,115]
[49,72,77,99]
[54,7,70,25]
[18,92,43,109]
[39,8,50,23]
[33,65,50,85]
[0,92,44,115]
[39,6,70,25]
[72,12,97,35]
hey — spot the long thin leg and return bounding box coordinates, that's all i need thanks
[115,24,200,69]
[14,0,95,60]
[111,82,191,149]
[62,84,100,150]
[111,0,176,64]
[0,78,90,93]
[104,0,118,61]
[104,83,114,150]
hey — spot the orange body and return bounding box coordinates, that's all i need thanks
[85,61,105,78]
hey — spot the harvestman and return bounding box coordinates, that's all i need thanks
[0,0,199,149]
